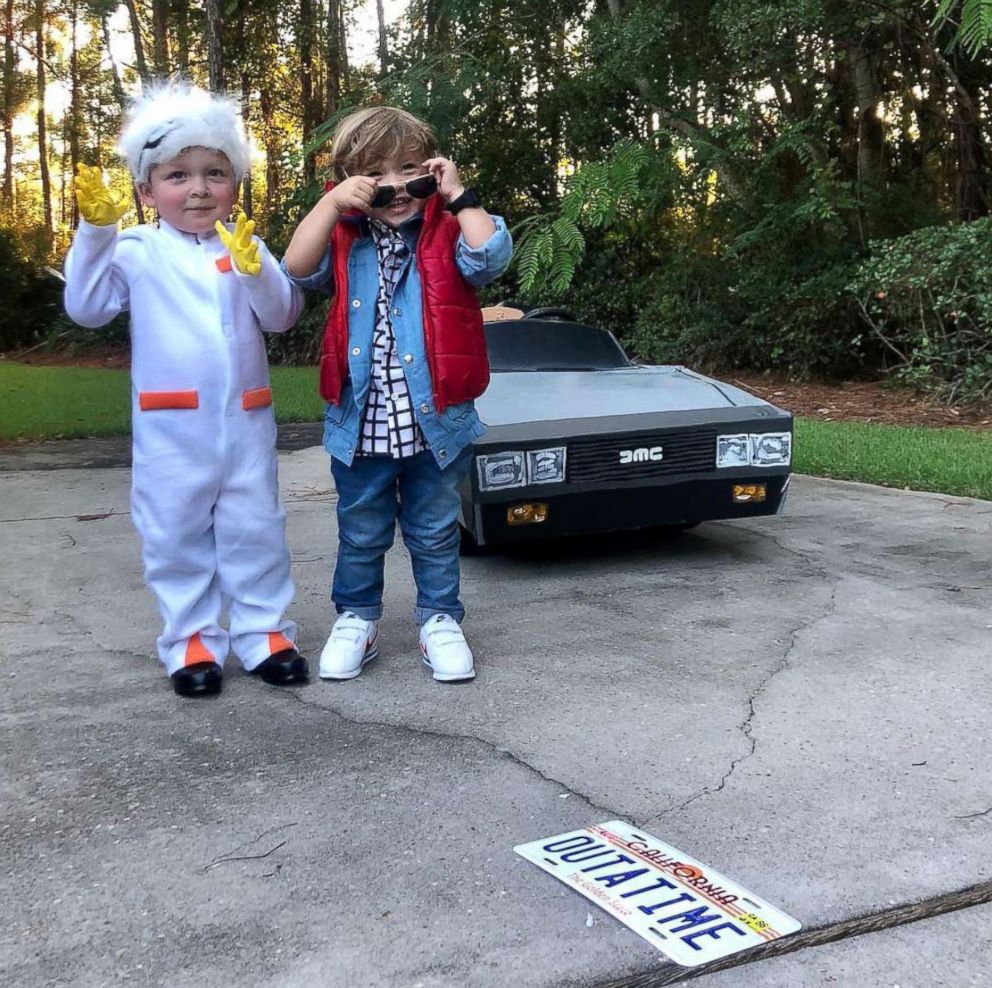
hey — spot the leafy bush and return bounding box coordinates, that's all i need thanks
[598,248,864,378]
[265,293,326,366]
[850,219,992,403]
[0,223,63,351]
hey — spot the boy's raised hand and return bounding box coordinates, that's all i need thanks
[215,211,261,276]
[422,157,466,204]
[74,164,129,226]
[328,175,377,215]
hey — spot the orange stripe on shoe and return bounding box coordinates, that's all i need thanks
[185,632,213,666]
[215,255,233,273]
[139,390,199,411]
[267,632,295,655]
[242,386,273,411]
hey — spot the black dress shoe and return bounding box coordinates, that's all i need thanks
[171,661,223,697]
[251,648,309,686]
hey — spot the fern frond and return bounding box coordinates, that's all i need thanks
[960,0,992,54]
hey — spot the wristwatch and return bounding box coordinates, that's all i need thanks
[446,187,482,215]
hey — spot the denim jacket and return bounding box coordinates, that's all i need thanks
[283,211,511,469]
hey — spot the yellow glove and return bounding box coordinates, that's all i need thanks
[73,164,129,226]
[215,211,261,276]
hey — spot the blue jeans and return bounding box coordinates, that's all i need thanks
[330,449,472,626]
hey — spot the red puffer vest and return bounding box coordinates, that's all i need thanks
[319,189,490,413]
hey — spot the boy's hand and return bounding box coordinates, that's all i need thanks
[74,164,129,226]
[328,176,377,215]
[215,211,261,276]
[422,157,466,204]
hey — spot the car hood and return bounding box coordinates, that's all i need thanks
[477,366,776,427]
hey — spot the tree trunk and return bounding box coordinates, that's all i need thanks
[123,0,150,86]
[59,113,68,227]
[846,40,885,194]
[68,0,81,227]
[326,0,341,118]
[205,0,225,92]
[376,0,388,77]
[299,0,317,182]
[951,52,989,220]
[339,5,350,94]
[904,39,945,204]
[101,12,144,224]
[35,0,51,229]
[237,4,251,216]
[173,0,191,76]
[150,0,170,76]
[259,82,280,217]
[3,0,14,205]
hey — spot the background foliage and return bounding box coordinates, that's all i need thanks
[4,0,992,400]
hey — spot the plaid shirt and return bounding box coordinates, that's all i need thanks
[357,221,427,459]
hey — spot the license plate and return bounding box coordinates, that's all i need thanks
[514,820,802,967]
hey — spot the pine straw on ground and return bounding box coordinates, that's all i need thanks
[728,375,991,429]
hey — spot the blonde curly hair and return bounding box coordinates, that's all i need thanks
[329,107,437,180]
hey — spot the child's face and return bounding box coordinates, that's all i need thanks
[362,151,431,228]
[138,148,238,235]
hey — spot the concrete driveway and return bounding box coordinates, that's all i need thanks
[1,441,990,987]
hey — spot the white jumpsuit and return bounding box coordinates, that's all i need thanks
[64,218,304,675]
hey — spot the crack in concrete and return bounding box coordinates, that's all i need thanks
[278,687,638,826]
[0,511,128,524]
[589,880,992,987]
[650,584,839,823]
[757,529,831,577]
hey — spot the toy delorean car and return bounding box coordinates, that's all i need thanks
[459,307,793,547]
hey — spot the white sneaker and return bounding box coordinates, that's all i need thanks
[319,612,379,680]
[419,615,475,682]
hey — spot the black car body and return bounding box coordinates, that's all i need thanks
[459,311,793,546]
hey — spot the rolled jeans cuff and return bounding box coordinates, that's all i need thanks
[415,606,464,627]
[335,603,383,622]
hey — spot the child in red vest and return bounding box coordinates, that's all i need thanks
[283,107,511,683]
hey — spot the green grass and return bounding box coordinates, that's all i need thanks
[2,361,990,500]
[794,418,992,501]
[0,362,322,441]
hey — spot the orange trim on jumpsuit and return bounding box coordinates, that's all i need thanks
[138,390,199,411]
[241,386,273,411]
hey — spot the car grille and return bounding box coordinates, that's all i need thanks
[566,428,716,483]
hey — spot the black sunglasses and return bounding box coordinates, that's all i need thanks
[370,173,438,209]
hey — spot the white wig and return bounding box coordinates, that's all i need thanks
[119,82,250,184]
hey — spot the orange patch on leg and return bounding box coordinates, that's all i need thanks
[185,632,213,666]
[139,390,199,411]
[241,386,273,411]
[268,632,295,656]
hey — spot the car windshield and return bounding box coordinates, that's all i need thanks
[484,319,632,372]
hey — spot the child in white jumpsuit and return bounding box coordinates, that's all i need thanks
[64,83,309,697]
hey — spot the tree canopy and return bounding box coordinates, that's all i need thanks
[3,0,992,399]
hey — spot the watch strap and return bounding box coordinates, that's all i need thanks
[446,187,482,215]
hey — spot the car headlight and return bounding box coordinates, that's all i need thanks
[477,447,568,491]
[717,432,792,468]
[477,451,526,490]
[750,432,791,466]
[716,434,750,469]
[526,447,566,485]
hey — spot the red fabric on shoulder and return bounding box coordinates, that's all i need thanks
[318,188,489,411]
